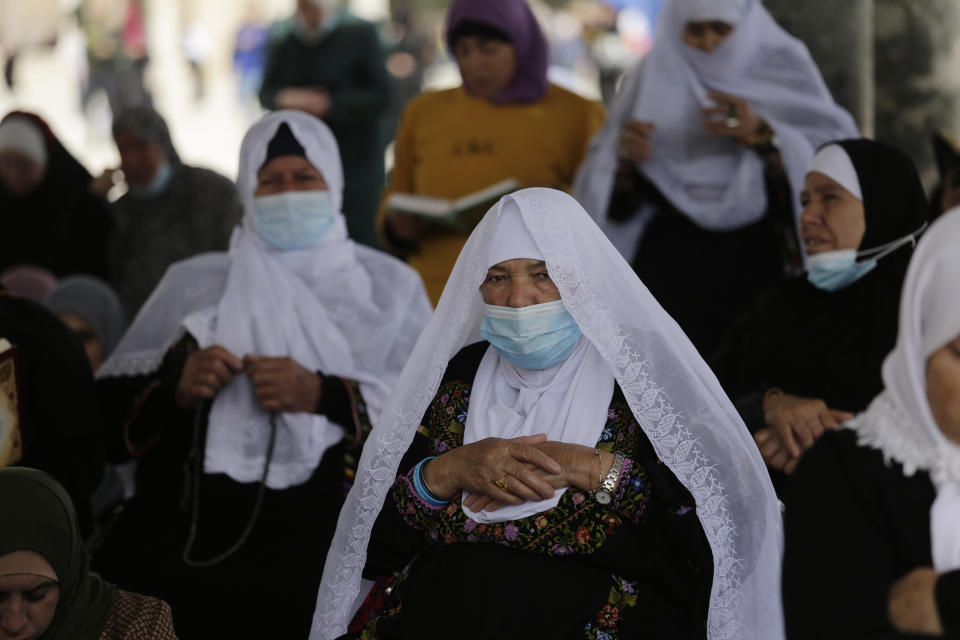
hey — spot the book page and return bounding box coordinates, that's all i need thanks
[0,339,24,467]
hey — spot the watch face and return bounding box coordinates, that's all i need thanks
[594,489,612,505]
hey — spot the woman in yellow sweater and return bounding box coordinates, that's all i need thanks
[381,0,604,302]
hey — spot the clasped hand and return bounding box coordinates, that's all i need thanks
[423,436,613,513]
[754,391,853,474]
[175,345,322,414]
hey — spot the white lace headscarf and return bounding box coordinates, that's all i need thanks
[846,206,960,571]
[98,111,432,490]
[572,0,859,262]
[311,188,784,639]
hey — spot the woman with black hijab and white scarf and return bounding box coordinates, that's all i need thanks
[782,206,960,638]
[712,140,928,485]
[311,188,784,639]
[92,111,432,639]
[573,0,859,356]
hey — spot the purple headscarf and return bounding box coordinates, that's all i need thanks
[445,0,549,104]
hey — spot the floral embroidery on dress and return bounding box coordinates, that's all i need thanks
[390,383,652,555]
[582,576,640,639]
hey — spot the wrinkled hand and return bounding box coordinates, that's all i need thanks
[275,87,331,118]
[90,168,121,197]
[617,120,655,164]
[888,568,943,636]
[175,346,243,409]
[385,210,433,243]
[243,355,322,414]
[753,428,801,475]
[464,442,613,513]
[423,435,562,507]
[763,391,853,459]
[701,92,762,144]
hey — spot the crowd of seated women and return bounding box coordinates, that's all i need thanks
[2,0,959,639]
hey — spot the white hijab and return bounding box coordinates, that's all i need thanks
[572,0,859,261]
[312,188,784,639]
[463,200,615,523]
[846,207,960,572]
[98,111,432,490]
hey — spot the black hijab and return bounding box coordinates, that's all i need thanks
[0,468,115,639]
[0,111,110,278]
[713,139,929,414]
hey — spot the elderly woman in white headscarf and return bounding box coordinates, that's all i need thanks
[311,188,784,640]
[782,207,960,638]
[91,111,432,639]
[573,0,859,356]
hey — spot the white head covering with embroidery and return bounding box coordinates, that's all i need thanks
[573,0,859,261]
[846,206,960,571]
[98,111,432,489]
[311,188,784,639]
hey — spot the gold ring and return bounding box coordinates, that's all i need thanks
[494,477,509,491]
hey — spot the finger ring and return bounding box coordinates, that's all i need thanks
[494,477,509,491]
[725,116,741,129]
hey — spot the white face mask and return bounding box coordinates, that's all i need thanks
[252,190,336,251]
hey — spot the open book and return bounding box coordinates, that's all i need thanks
[0,338,23,467]
[387,178,520,233]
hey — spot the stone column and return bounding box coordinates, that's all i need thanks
[764,0,874,135]
[874,0,960,185]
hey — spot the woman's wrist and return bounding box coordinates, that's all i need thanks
[577,446,614,493]
[421,455,456,499]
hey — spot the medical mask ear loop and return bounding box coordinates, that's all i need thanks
[855,222,929,263]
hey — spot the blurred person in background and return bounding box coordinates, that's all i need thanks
[929,132,960,222]
[381,7,435,142]
[573,0,859,356]
[0,265,57,302]
[78,0,152,117]
[0,111,110,279]
[44,275,125,374]
[92,111,430,639]
[0,0,61,92]
[233,4,270,123]
[259,0,390,249]
[91,107,243,320]
[380,0,605,304]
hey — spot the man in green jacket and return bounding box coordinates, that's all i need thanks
[259,0,389,248]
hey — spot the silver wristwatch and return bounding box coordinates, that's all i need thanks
[593,452,626,505]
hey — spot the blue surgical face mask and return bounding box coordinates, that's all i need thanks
[806,223,928,292]
[252,190,336,251]
[127,161,173,199]
[480,300,582,370]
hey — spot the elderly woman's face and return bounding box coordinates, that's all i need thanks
[799,171,866,255]
[453,36,517,102]
[682,21,733,53]
[254,156,328,196]
[927,334,960,446]
[0,552,59,640]
[480,258,561,308]
[0,151,44,197]
[114,129,167,187]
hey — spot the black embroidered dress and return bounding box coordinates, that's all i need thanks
[350,342,713,640]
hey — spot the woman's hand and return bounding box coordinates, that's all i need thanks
[243,355,322,414]
[385,210,433,244]
[762,391,853,459]
[701,92,763,144]
[175,346,244,409]
[753,428,800,475]
[463,442,614,513]
[888,568,944,636]
[423,435,562,507]
[275,87,331,118]
[618,120,655,164]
